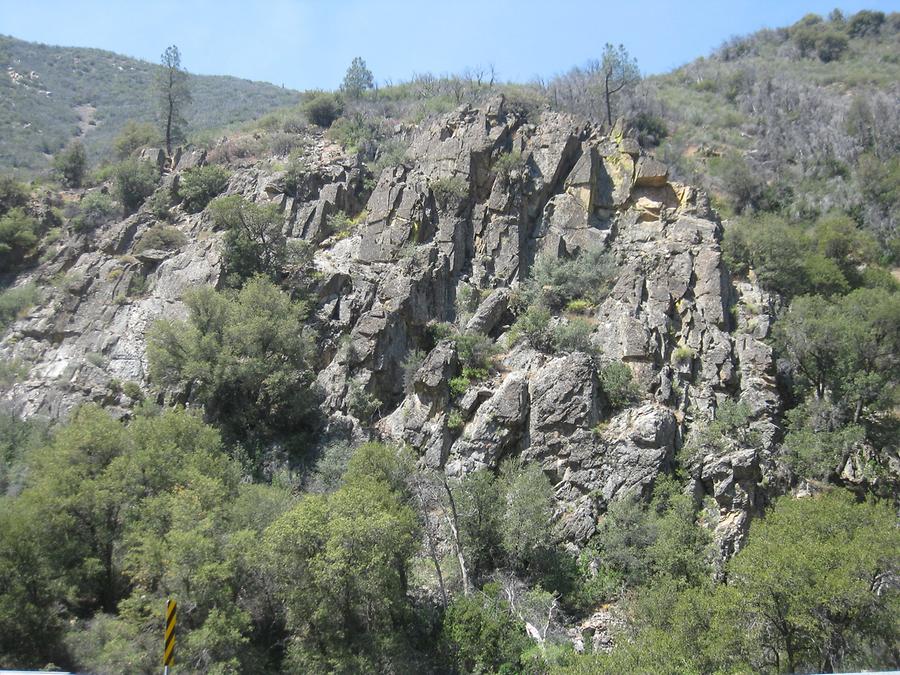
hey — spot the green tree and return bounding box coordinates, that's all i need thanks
[208,195,287,287]
[594,493,656,586]
[157,45,192,156]
[264,443,419,672]
[775,289,899,422]
[0,208,39,266]
[727,490,899,673]
[0,497,66,667]
[599,43,640,126]
[453,470,503,582]
[0,176,28,216]
[147,277,317,463]
[782,399,866,481]
[341,57,374,100]
[441,588,530,674]
[52,140,87,188]
[500,460,555,572]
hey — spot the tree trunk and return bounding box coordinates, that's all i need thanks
[604,71,613,127]
[440,476,471,595]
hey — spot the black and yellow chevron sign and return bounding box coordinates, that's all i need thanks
[164,599,176,668]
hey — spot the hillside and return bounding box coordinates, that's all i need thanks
[0,9,897,675]
[0,34,302,173]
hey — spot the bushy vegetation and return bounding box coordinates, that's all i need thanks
[147,277,317,467]
[301,91,344,127]
[0,284,40,330]
[51,140,87,188]
[70,191,116,233]
[112,120,160,159]
[327,113,382,154]
[133,223,187,253]
[176,164,229,213]
[0,208,40,268]
[0,177,28,215]
[429,175,469,208]
[208,195,288,287]
[0,35,301,173]
[113,158,160,214]
[564,490,899,674]
[508,248,616,352]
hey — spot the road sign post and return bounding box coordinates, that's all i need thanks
[164,598,176,674]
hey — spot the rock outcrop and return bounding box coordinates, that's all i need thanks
[0,97,783,557]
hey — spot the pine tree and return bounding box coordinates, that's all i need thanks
[157,45,192,156]
[341,56,374,99]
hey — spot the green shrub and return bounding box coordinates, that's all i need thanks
[85,352,105,368]
[847,9,885,37]
[782,401,865,481]
[346,380,381,422]
[113,121,160,159]
[301,92,344,127]
[718,153,764,214]
[462,366,488,382]
[673,344,696,363]
[327,114,379,153]
[441,591,529,674]
[449,376,470,398]
[209,195,286,287]
[552,317,594,353]
[493,150,527,177]
[325,210,354,239]
[122,381,144,401]
[508,302,553,351]
[71,192,116,233]
[499,459,556,571]
[0,284,41,330]
[0,176,28,216]
[269,133,299,157]
[453,332,497,371]
[429,175,468,207]
[177,165,230,213]
[600,361,641,411]
[369,139,410,176]
[147,278,317,459]
[281,151,315,197]
[565,298,593,314]
[816,30,848,62]
[632,111,669,147]
[447,410,465,433]
[0,208,39,262]
[144,189,173,221]
[52,141,87,188]
[401,349,425,394]
[114,159,160,214]
[127,272,149,298]
[134,224,187,253]
[523,248,616,311]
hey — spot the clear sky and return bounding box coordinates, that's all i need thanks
[1,1,897,89]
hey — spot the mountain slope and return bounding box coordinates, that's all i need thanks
[0,34,302,172]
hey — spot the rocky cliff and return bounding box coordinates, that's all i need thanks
[0,97,783,557]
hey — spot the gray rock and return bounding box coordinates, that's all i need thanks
[465,288,511,335]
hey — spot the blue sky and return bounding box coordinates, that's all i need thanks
[1,1,897,89]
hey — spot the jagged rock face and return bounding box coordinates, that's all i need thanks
[0,98,782,557]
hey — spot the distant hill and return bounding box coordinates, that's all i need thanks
[642,10,900,226]
[0,35,302,173]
